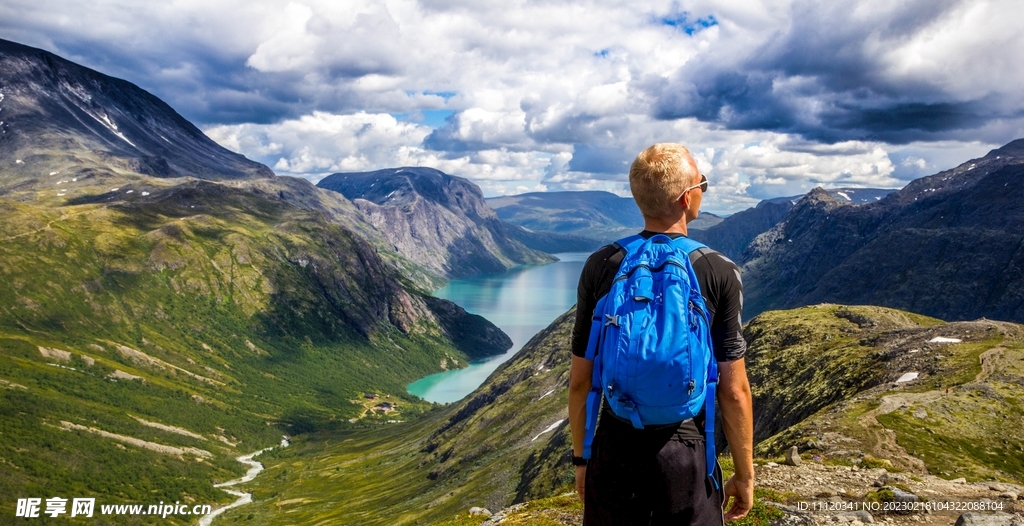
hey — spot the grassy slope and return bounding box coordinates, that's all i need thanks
[226,304,1024,526]
[212,311,578,526]
[748,305,1024,483]
[0,182,484,522]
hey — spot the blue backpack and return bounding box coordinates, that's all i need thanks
[582,234,719,487]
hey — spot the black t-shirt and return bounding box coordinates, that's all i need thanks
[571,231,747,361]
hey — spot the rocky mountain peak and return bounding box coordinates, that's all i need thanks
[802,186,843,207]
[0,38,273,195]
[741,137,1024,323]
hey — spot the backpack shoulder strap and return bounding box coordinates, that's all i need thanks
[669,235,707,256]
[614,234,646,258]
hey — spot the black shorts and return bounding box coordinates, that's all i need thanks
[584,413,725,526]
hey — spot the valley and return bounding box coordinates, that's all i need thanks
[211,305,1024,526]
[3,36,1024,526]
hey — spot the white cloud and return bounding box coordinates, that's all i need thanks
[205,111,431,176]
[4,0,1023,213]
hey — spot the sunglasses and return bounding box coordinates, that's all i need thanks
[676,174,708,202]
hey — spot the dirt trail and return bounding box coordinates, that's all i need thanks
[856,346,1004,472]
[0,207,105,242]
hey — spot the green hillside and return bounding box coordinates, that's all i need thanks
[214,304,1024,525]
[0,179,507,522]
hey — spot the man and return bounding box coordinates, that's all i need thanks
[568,143,754,524]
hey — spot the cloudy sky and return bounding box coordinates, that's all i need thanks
[3,0,1023,213]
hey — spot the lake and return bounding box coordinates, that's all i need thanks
[406,252,590,403]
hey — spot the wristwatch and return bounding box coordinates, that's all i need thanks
[572,455,588,466]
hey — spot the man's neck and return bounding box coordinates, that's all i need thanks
[642,215,689,235]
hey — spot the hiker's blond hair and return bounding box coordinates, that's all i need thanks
[628,143,700,219]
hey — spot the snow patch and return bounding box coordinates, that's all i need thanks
[81,107,136,147]
[929,337,962,343]
[111,188,119,192]
[50,171,59,176]
[538,389,555,400]
[15,159,23,164]
[837,191,851,201]
[141,191,150,196]
[126,190,134,194]
[532,419,565,441]
[896,372,919,383]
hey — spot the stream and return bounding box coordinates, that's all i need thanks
[198,438,289,526]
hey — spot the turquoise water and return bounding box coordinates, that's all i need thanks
[406,252,590,403]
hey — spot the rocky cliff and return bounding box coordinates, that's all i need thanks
[317,167,554,279]
[742,140,1024,322]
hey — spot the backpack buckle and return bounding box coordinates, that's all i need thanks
[604,314,620,327]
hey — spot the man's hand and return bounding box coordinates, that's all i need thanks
[574,465,587,501]
[569,356,593,503]
[722,473,754,521]
[717,358,754,521]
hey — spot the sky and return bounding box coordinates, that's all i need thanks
[3,0,1023,214]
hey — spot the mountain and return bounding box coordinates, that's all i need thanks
[501,222,603,253]
[0,38,273,190]
[764,187,897,207]
[742,140,1024,322]
[317,167,554,279]
[692,188,897,264]
[222,304,1024,525]
[691,199,794,264]
[487,190,723,249]
[0,39,512,520]
[487,191,644,240]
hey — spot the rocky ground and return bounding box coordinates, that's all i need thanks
[460,461,1024,526]
[756,460,1023,525]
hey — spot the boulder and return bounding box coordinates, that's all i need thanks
[954,512,1023,526]
[890,487,920,503]
[469,507,492,518]
[785,446,802,466]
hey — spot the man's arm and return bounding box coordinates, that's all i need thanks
[569,355,594,501]
[718,357,754,521]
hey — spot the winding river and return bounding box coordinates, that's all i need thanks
[407,252,589,403]
[198,437,288,526]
